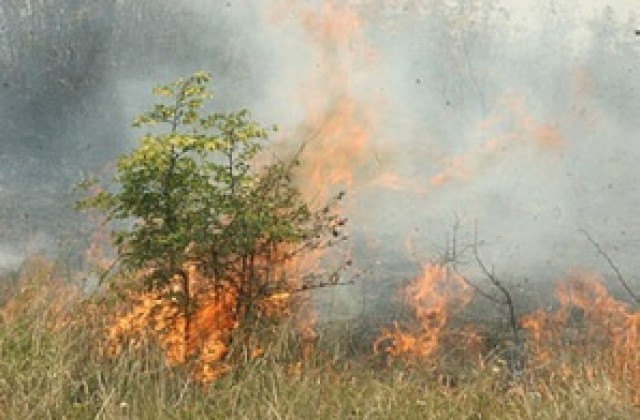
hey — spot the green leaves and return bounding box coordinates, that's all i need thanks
[152,86,174,97]
[132,72,214,130]
[76,71,345,307]
[74,190,116,212]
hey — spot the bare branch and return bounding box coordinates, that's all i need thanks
[472,222,524,376]
[579,228,640,305]
[473,224,512,307]
[452,265,505,306]
[444,217,505,306]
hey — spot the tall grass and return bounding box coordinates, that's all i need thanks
[0,258,638,419]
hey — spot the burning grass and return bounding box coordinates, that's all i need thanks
[1,257,639,419]
[521,270,640,404]
[374,263,481,366]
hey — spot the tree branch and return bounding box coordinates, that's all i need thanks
[579,228,640,305]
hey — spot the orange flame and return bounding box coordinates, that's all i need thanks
[104,0,377,373]
[430,92,566,188]
[374,263,474,363]
[105,259,300,382]
[522,271,640,403]
[270,1,380,203]
[268,0,376,358]
[0,256,82,329]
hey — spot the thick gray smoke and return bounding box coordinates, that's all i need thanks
[1,1,639,322]
[0,0,265,269]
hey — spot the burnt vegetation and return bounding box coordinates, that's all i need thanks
[1,3,640,416]
[1,71,639,418]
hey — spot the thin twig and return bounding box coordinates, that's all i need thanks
[445,219,507,306]
[472,222,524,375]
[579,228,640,304]
[452,265,505,306]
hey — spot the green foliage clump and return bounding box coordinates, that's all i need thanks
[76,71,346,325]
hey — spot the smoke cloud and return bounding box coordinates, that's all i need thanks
[1,1,639,319]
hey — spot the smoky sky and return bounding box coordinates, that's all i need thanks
[0,0,265,268]
[1,0,639,314]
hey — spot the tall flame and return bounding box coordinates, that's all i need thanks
[270,0,380,203]
[374,263,474,364]
[103,0,380,374]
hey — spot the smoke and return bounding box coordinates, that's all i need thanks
[0,0,264,267]
[260,2,639,312]
[1,1,639,317]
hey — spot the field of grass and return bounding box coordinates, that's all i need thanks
[1,258,638,419]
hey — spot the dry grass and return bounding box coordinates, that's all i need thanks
[0,259,638,419]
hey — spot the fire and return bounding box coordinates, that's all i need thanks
[430,155,471,187]
[522,270,640,403]
[374,263,474,364]
[105,260,299,383]
[105,276,237,382]
[522,271,630,366]
[376,263,639,403]
[613,312,640,401]
[102,0,373,376]
[267,0,373,358]
[270,0,380,203]
[429,92,566,188]
[370,171,429,195]
[0,256,84,332]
